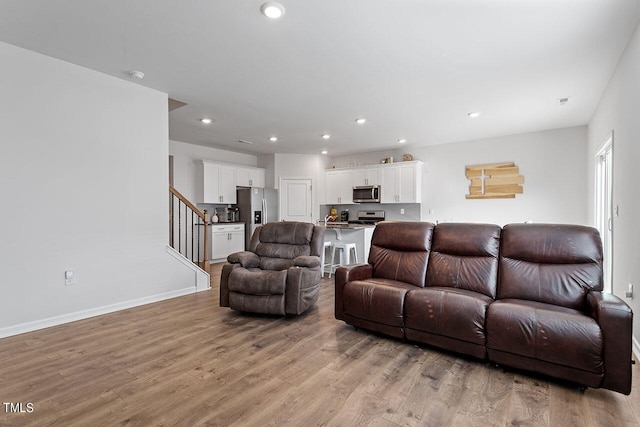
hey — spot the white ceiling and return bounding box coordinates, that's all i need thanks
[1,0,639,157]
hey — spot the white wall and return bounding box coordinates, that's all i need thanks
[0,42,198,337]
[587,21,640,347]
[417,127,588,225]
[257,154,276,188]
[169,140,258,201]
[327,149,404,170]
[330,126,588,226]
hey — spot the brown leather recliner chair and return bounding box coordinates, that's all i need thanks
[220,221,325,315]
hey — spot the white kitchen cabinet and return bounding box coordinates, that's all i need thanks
[352,167,381,186]
[236,166,265,188]
[198,161,237,204]
[325,169,354,204]
[210,224,245,260]
[325,161,422,205]
[380,161,423,203]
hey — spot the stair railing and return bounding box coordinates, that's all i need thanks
[169,185,210,271]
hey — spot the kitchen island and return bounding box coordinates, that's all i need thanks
[323,222,376,271]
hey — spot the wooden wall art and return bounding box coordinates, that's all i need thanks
[466,162,524,199]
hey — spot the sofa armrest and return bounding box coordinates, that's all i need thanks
[293,255,321,268]
[227,251,260,268]
[285,265,321,315]
[586,291,633,394]
[220,263,242,307]
[334,263,373,321]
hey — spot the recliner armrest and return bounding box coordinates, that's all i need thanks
[227,251,260,268]
[293,255,321,268]
[334,263,373,321]
[586,291,633,394]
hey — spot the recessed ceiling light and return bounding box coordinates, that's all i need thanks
[321,150,328,155]
[355,118,367,125]
[200,118,212,124]
[260,2,285,19]
[129,70,145,80]
[269,136,278,142]
[398,139,407,144]
[467,112,480,118]
[321,134,331,140]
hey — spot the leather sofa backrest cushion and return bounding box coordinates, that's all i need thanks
[254,222,318,270]
[368,221,434,288]
[499,223,603,310]
[426,223,501,298]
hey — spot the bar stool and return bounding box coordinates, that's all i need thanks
[329,229,358,276]
[321,240,333,278]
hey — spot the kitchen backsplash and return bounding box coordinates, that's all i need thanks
[321,203,421,222]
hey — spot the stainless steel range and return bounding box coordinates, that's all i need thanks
[348,210,385,225]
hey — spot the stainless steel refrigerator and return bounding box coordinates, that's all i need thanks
[237,187,279,249]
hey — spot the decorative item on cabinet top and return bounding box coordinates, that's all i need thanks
[465,162,524,199]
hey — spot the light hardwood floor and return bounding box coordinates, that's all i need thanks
[1,263,639,426]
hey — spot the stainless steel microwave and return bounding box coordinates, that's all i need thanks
[353,185,380,203]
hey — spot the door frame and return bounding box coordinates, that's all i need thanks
[595,131,614,294]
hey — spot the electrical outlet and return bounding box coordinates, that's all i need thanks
[625,283,633,299]
[400,209,405,215]
[65,270,75,286]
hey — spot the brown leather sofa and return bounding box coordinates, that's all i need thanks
[221,221,325,315]
[335,221,633,394]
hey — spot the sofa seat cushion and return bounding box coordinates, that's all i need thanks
[405,287,493,346]
[259,257,294,271]
[487,299,604,374]
[343,279,416,327]
[228,268,287,295]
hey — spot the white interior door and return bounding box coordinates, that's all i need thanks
[280,178,313,222]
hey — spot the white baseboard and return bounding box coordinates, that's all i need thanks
[633,336,640,362]
[0,287,195,339]
[0,247,211,339]
[166,245,210,292]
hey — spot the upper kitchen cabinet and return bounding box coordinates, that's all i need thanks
[197,160,237,204]
[325,169,354,204]
[352,167,381,186]
[236,166,265,188]
[324,161,422,205]
[380,161,423,203]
